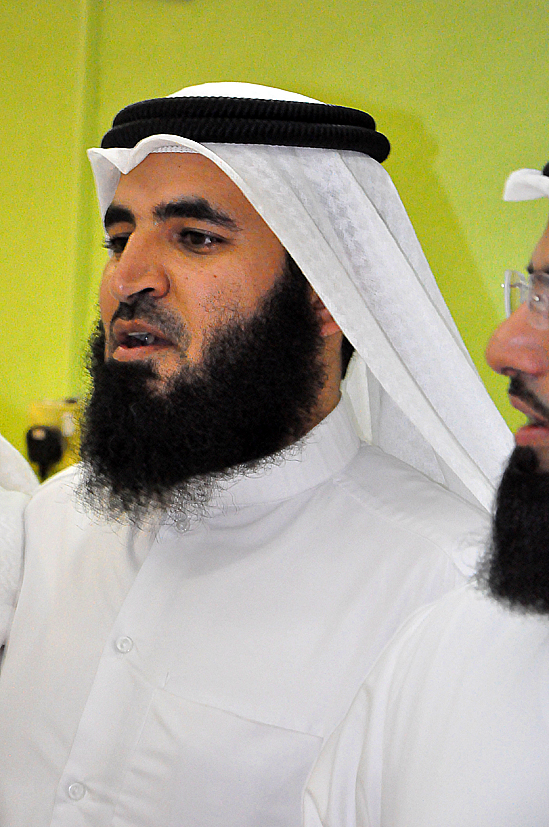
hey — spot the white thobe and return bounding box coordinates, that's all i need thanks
[0,403,488,827]
[305,583,549,827]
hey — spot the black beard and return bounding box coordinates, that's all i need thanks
[478,445,549,614]
[78,257,326,527]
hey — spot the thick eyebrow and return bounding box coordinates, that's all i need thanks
[154,197,240,231]
[527,262,549,276]
[104,197,241,233]
[104,204,135,230]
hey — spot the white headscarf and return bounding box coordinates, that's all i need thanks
[503,167,549,201]
[88,82,512,510]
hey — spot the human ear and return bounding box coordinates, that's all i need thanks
[310,290,342,337]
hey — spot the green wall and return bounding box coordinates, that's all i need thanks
[2,0,548,453]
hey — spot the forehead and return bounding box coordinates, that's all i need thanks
[111,152,263,222]
[531,213,549,271]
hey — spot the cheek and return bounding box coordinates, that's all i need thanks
[220,248,285,310]
[179,268,258,322]
[99,272,118,328]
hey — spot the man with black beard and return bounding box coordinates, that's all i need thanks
[80,255,329,525]
[0,83,504,827]
[305,162,549,827]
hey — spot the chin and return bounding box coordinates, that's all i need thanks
[111,352,184,385]
[478,445,549,614]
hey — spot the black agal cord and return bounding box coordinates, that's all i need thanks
[101,96,390,162]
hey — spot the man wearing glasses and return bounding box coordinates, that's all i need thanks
[305,162,549,827]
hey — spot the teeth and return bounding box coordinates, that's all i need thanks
[127,332,156,345]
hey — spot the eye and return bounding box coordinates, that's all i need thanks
[178,229,224,253]
[103,234,130,256]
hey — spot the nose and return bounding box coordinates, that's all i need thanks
[105,231,170,304]
[485,303,549,379]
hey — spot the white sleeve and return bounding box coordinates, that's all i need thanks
[0,433,38,496]
[0,489,29,645]
[0,434,37,646]
[303,600,440,827]
[303,682,370,827]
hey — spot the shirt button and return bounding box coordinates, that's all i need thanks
[67,782,86,801]
[115,635,134,654]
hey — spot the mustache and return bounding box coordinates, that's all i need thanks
[109,295,189,347]
[508,374,549,423]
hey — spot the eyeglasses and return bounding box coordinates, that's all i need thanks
[503,269,549,329]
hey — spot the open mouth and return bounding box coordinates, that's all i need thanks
[509,394,549,446]
[509,395,549,425]
[111,319,176,359]
[527,415,549,428]
[119,331,166,348]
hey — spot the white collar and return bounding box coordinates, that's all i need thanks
[204,398,360,510]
